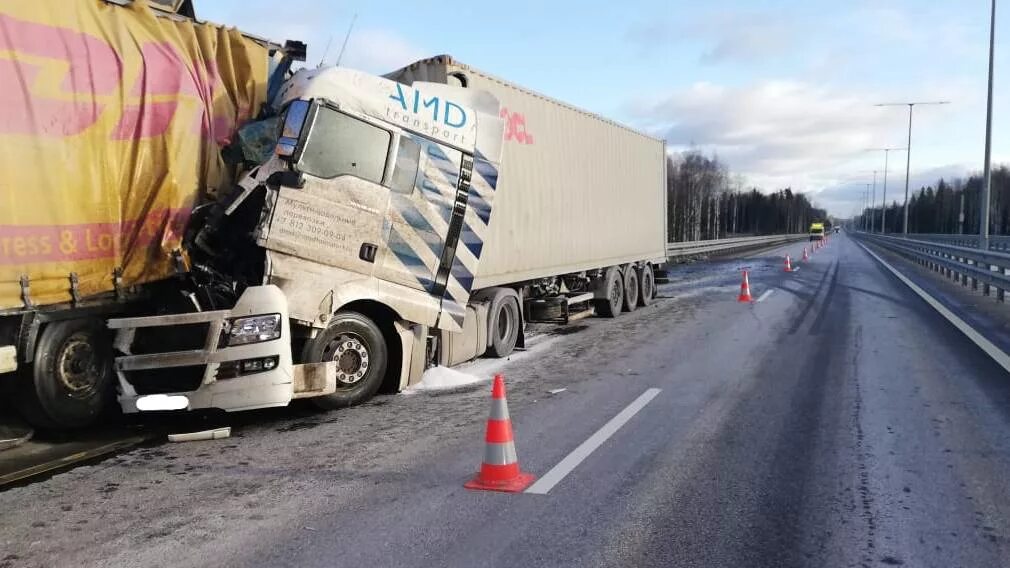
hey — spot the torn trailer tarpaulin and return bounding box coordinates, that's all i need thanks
[0,0,274,310]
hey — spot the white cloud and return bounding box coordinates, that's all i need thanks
[629,80,905,184]
[625,77,973,215]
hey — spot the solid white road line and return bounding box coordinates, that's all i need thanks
[858,242,1010,374]
[756,289,775,303]
[525,388,662,495]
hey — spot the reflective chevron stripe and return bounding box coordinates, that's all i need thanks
[473,150,499,191]
[387,227,434,291]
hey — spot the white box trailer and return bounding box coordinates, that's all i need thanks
[384,55,668,288]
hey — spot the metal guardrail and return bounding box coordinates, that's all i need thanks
[856,232,1010,301]
[900,233,1010,252]
[666,234,807,259]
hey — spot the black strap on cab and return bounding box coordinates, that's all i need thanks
[431,154,474,297]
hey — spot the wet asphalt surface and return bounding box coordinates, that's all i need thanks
[3,232,1010,567]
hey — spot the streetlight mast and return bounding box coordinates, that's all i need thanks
[867,149,906,233]
[875,101,950,235]
[871,170,878,233]
[865,184,872,231]
[981,0,997,249]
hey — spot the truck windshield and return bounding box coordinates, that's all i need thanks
[298,107,390,184]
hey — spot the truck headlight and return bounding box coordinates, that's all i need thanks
[226,314,282,346]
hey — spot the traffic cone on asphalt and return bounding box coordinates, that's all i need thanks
[738,270,753,302]
[465,374,536,493]
[802,247,809,262]
[784,255,793,272]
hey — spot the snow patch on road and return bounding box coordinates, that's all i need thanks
[404,366,489,394]
[458,334,561,378]
[403,333,563,395]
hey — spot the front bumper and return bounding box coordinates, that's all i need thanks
[108,286,296,414]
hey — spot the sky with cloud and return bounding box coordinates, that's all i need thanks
[199,0,1008,217]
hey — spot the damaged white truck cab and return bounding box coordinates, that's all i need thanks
[110,66,507,414]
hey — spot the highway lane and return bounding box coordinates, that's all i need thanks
[4,233,1010,567]
[248,233,1010,568]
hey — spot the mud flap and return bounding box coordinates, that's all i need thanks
[396,320,427,390]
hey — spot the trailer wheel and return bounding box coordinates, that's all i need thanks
[638,265,655,307]
[623,268,639,312]
[486,290,521,358]
[303,311,387,409]
[17,318,114,430]
[595,268,624,318]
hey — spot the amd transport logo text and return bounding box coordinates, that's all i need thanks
[500,108,533,145]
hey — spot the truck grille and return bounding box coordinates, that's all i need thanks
[129,323,212,355]
[123,365,206,395]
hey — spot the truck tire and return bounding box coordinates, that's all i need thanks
[623,268,639,312]
[302,311,387,409]
[638,264,655,307]
[17,318,115,430]
[486,289,521,358]
[595,268,624,318]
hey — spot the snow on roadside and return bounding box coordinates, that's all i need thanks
[404,366,489,394]
[402,333,563,395]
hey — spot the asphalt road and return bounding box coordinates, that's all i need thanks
[4,232,1010,568]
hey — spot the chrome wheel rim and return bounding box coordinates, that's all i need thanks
[325,334,370,386]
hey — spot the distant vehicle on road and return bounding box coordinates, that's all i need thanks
[809,222,826,241]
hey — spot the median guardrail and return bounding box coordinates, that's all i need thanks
[898,233,1010,252]
[856,232,1010,301]
[666,234,808,259]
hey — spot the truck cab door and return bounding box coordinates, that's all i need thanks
[378,87,505,332]
[258,105,393,279]
[374,135,457,294]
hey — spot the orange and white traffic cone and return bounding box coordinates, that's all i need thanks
[784,255,793,272]
[802,247,809,262]
[738,270,753,302]
[465,374,536,493]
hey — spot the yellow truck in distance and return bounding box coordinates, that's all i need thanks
[809,223,825,241]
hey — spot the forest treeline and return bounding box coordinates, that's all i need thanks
[858,167,1010,234]
[666,151,827,242]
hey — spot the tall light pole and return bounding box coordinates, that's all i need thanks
[867,149,906,233]
[876,101,950,235]
[871,170,878,233]
[865,183,872,231]
[981,0,997,250]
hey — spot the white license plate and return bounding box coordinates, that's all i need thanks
[0,345,17,374]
